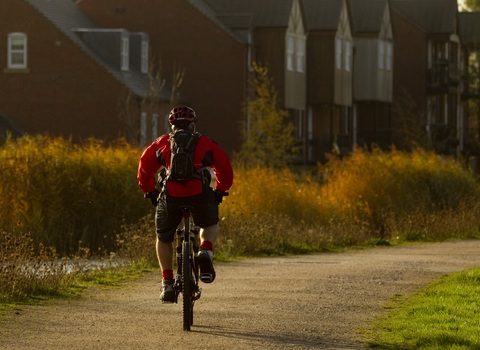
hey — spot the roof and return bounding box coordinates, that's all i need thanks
[202,0,295,28]
[0,114,23,141]
[392,0,458,34]
[459,12,480,46]
[185,0,247,41]
[349,0,388,33]
[23,0,174,100]
[303,0,343,31]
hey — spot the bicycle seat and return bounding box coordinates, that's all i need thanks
[178,205,195,213]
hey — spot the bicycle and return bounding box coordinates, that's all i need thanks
[173,205,202,331]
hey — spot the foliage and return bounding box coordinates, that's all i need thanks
[0,135,150,255]
[463,0,480,11]
[237,63,297,167]
[217,148,480,258]
[0,230,67,301]
[367,267,480,349]
[2,137,480,300]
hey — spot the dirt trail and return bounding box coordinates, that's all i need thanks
[1,240,480,350]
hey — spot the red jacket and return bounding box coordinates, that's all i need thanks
[138,133,233,197]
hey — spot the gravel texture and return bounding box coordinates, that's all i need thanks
[1,240,480,349]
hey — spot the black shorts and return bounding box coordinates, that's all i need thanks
[155,187,219,243]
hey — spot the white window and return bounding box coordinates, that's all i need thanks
[336,38,342,70]
[345,41,351,72]
[287,36,295,71]
[296,38,305,73]
[141,41,148,74]
[121,37,129,71]
[378,40,385,70]
[8,33,27,69]
[386,42,393,71]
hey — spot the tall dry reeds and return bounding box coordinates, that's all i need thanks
[216,148,480,257]
[0,135,150,255]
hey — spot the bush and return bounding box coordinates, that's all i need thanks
[216,148,480,257]
[0,135,151,255]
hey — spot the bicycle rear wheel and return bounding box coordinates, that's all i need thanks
[182,240,193,331]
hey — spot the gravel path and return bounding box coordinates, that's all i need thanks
[1,240,480,349]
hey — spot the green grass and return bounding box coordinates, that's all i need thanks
[366,267,480,349]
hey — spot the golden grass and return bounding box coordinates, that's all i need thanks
[1,136,480,300]
[0,135,150,255]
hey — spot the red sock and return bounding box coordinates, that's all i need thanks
[200,240,213,252]
[162,269,174,281]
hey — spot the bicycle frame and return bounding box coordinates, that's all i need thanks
[173,206,201,331]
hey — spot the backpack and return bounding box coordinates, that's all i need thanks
[166,130,203,182]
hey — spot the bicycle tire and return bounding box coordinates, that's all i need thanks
[182,240,192,331]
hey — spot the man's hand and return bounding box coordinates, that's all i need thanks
[213,189,229,204]
[144,189,160,207]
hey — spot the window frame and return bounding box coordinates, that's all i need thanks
[336,38,342,70]
[121,37,129,71]
[345,40,352,72]
[378,40,385,70]
[141,40,149,74]
[386,42,393,71]
[8,32,27,69]
[286,36,295,71]
[296,38,305,73]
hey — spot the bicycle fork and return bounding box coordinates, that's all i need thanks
[173,224,201,303]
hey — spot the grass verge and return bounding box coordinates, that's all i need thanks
[0,258,158,315]
[365,266,480,349]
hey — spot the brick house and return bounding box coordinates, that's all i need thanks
[304,0,354,162]
[0,0,174,147]
[350,0,394,150]
[199,0,308,162]
[77,0,249,156]
[391,0,465,156]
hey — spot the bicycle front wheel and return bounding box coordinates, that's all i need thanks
[182,240,193,331]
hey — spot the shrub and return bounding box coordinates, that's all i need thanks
[0,135,151,255]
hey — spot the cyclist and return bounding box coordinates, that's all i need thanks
[137,106,233,303]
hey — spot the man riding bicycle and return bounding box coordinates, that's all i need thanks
[137,106,233,303]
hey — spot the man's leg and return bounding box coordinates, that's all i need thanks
[199,223,219,249]
[156,238,174,272]
[198,224,219,283]
[156,238,175,303]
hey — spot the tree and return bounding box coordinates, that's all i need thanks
[237,63,297,167]
[463,0,480,11]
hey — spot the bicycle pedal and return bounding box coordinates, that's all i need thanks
[200,274,214,283]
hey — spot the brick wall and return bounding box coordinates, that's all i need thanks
[391,10,428,117]
[0,0,149,143]
[78,0,248,155]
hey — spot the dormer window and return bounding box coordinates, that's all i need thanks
[336,38,342,70]
[296,38,305,73]
[378,41,385,70]
[287,36,295,71]
[386,42,393,71]
[121,37,129,71]
[8,33,27,69]
[141,41,148,74]
[345,41,352,72]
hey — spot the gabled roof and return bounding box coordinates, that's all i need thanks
[304,0,344,31]
[202,0,296,28]
[459,12,480,46]
[23,0,173,100]
[185,0,247,40]
[392,0,458,34]
[349,0,388,33]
